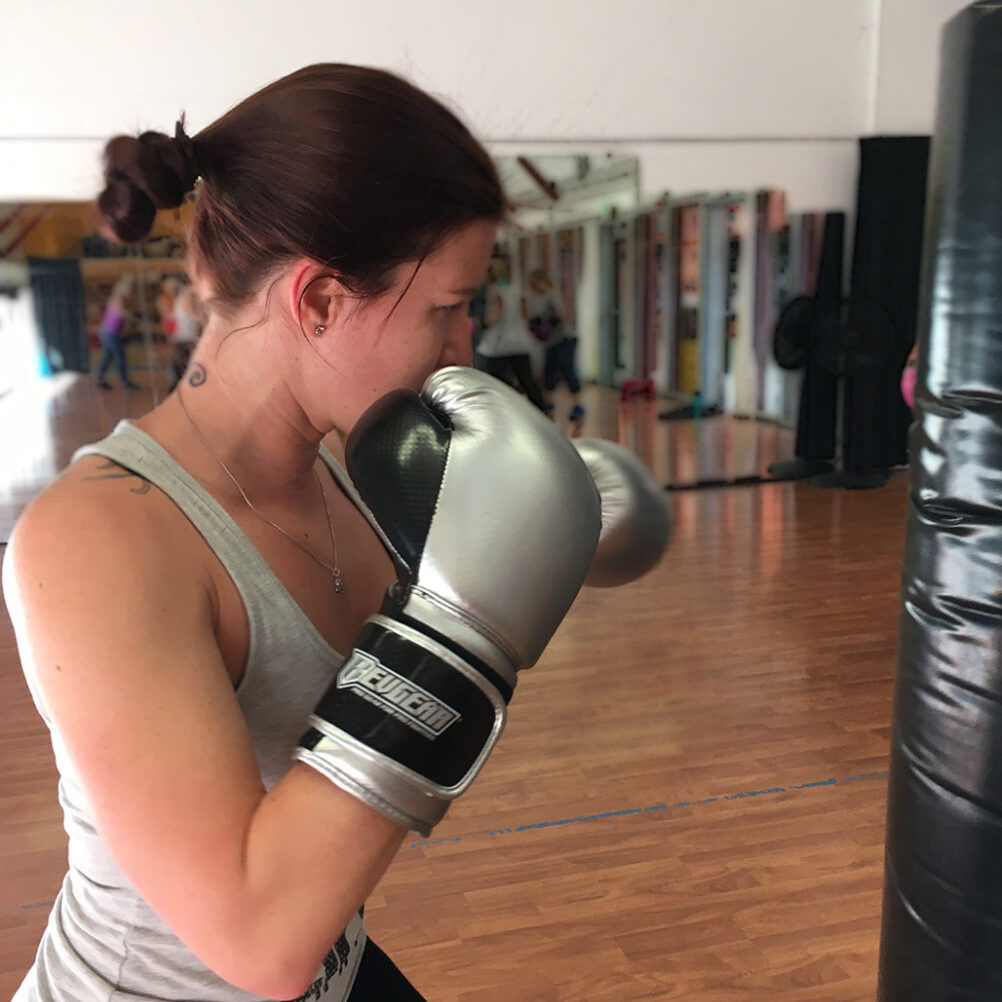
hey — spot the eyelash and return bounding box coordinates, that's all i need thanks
[440,303,465,315]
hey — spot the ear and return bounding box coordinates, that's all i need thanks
[287,259,353,337]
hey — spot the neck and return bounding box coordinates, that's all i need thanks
[145,316,329,504]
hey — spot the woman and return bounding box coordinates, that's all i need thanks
[154,275,179,342]
[524,268,584,421]
[167,279,203,390]
[2,64,538,1002]
[476,263,547,410]
[94,274,139,390]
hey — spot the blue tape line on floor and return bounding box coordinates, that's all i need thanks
[1,899,56,914]
[7,770,889,911]
[406,769,889,850]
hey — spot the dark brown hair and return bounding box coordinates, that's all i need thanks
[97,64,504,310]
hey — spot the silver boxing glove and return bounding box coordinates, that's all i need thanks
[295,367,602,835]
[572,438,672,587]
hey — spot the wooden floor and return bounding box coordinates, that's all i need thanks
[0,371,906,1001]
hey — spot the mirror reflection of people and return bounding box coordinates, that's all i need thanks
[467,282,488,367]
[167,280,203,391]
[525,268,584,421]
[95,275,139,390]
[155,276,180,341]
[477,261,547,411]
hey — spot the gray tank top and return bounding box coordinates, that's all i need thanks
[14,421,373,1002]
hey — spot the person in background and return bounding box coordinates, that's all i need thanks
[95,274,139,391]
[476,260,546,410]
[168,279,203,391]
[525,268,584,422]
[467,282,488,369]
[901,342,918,410]
[155,276,179,342]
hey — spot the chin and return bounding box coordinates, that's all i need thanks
[430,359,471,379]
[408,367,438,391]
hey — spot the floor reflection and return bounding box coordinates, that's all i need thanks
[1,375,797,542]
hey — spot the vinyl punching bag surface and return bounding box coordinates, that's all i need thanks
[879,3,1002,1000]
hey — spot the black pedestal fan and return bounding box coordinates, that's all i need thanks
[771,294,898,489]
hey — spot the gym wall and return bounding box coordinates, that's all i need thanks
[872,0,975,133]
[0,0,968,210]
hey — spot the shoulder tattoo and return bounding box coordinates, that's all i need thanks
[83,460,152,495]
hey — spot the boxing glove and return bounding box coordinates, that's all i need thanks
[295,367,602,834]
[572,439,672,587]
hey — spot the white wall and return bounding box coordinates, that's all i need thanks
[0,262,41,393]
[0,0,973,210]
[872,0,971,134]
[2,0,872,139]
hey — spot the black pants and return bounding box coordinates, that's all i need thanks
[96,331,130,384]
[347,939,426,1001]
[543,337,581,394]
[483,353,547,411]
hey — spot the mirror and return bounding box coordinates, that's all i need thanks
[0,156,645,403]
[0,200,192,399]
[481,155,643,407]
[1,154,826,490]
[496,154,641,227]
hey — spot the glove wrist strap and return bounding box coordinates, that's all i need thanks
[295,615,511,835]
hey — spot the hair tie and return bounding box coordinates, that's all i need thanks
[173,115,200,192]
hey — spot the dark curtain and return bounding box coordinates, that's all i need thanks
[844,137,930,473]
[28,257,88,374]
[794,212,844,460]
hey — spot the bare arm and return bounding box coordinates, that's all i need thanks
[3,481,404,1000]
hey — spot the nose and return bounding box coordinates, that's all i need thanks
[439,315,474,368]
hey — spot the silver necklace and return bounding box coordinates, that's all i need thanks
[176,391,344,597]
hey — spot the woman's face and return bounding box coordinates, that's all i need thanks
[326,219,496,424]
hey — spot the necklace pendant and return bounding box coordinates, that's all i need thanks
[334,574,345,596]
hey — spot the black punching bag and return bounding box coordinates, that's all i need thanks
[879,3,1002,1000]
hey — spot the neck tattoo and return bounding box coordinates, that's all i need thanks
[176,382,344,598]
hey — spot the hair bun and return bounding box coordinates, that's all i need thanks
[97,119,199,243]
[97,175,158,244]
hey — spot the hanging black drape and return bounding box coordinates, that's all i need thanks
[27,257,88,373]
[843,137,930,474]
[793,212,844,461]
